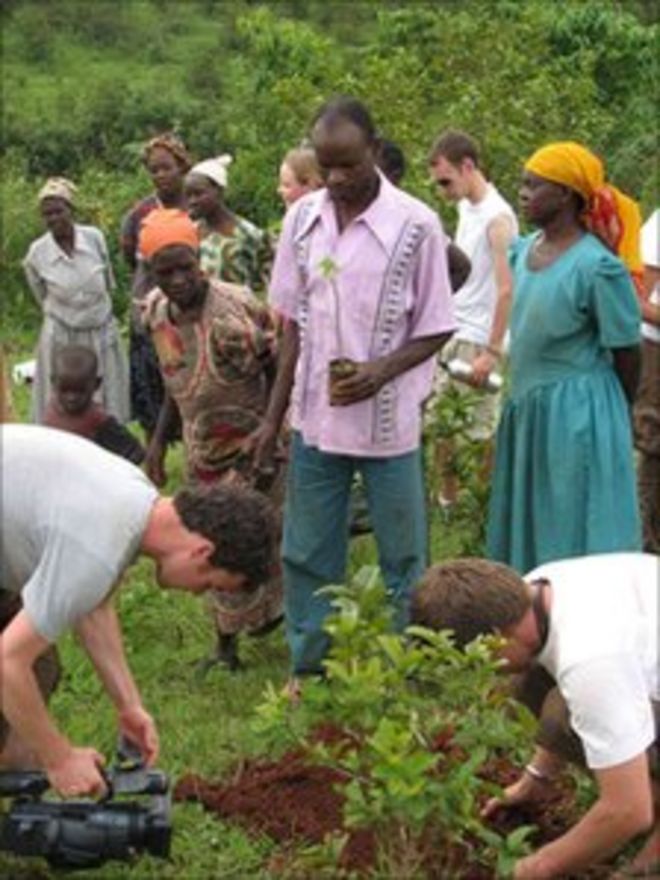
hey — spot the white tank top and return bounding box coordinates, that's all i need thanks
[453,184,518,345]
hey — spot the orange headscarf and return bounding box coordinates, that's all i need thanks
[525,142,643,287]
[138,208,200,260]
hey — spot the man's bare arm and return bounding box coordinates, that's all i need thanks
[244,317,299,469]
[74,599,159,765]
[514,753,653,878]
[472,214,515,384]
[1,610,106,796]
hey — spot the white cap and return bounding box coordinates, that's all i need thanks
[189,155,233,189]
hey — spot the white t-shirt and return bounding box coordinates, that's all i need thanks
[453,184,518,345]
[1,425,158,642]
[641,208,659,343]
[528,553,659,770]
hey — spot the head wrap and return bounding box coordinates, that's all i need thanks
[138,208,200,260]
[142,133,192,171]
[38,177,77,205]
[525,142,643,279]
[189,155,233,190]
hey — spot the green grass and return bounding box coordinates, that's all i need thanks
[1,347,488,878]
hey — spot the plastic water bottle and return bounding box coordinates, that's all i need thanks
[445,357,503,394]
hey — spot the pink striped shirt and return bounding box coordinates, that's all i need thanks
[269,173,455,456]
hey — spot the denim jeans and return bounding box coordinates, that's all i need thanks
[282,431,427,675]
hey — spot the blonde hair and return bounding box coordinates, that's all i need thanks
[282,146,322,189]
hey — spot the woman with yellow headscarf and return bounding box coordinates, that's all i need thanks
[487,142,642,573]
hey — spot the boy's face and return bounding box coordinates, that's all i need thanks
[53,371,99,416]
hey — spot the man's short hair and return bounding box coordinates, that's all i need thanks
[312,95,377,144]
[411,558,530,648]
[173,484,277,588]
[429,130,481,169]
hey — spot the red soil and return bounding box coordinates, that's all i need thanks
[174,725,595,877]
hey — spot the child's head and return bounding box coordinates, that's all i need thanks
[51,346,100,416]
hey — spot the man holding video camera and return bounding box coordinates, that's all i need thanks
[0,424,276,800]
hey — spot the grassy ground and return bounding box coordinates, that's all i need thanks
[1,343,488,879]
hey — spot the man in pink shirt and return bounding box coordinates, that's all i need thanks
[250,97,455,679]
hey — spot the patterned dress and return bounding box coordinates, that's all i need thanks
[198,216,273,296]
[144,279,284,634]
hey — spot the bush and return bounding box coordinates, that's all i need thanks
[2,0,656,325]
[254,567,534,877]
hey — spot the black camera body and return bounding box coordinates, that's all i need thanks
[0,751,171,870]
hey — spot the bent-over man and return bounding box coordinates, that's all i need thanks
[412,553,659,879]
[1,424,276,798]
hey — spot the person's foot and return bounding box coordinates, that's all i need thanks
[282,677,302,704]
[197,634,242,675]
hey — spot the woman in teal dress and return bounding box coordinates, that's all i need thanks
[487,142,642,572]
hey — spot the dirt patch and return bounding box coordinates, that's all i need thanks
[174,727,600,877]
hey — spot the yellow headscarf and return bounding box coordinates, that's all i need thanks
[525,142,642,280]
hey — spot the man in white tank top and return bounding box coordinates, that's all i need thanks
[428,130,518,508]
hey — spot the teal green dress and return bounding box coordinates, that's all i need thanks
[487,232,641,573]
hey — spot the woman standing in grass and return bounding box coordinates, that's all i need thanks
[140,209,284,671]
[487,142,642,572]
[23,177,129,423]
[120,133,192,440]
[184,155,273,295]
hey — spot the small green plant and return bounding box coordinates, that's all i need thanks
[318,255,346,355]
[426,384,493,555]
[254,566,534,877]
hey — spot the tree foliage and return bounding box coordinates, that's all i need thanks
[2,0,656,329]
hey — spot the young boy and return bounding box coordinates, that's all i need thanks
[43,345,144,464]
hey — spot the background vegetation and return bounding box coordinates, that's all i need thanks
[1,2,655,875]
[2,0,658,331]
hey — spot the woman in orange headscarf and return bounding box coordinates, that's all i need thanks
[487,142,642,572]
[140,209,284,672]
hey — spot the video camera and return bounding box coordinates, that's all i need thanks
[0,741,171,870]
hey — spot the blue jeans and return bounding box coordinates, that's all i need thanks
[282,432,427,675]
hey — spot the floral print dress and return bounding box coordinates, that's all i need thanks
[144,279,284,634]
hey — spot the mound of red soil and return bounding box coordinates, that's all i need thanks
[175,744,376,872]
[174,726,588,877]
